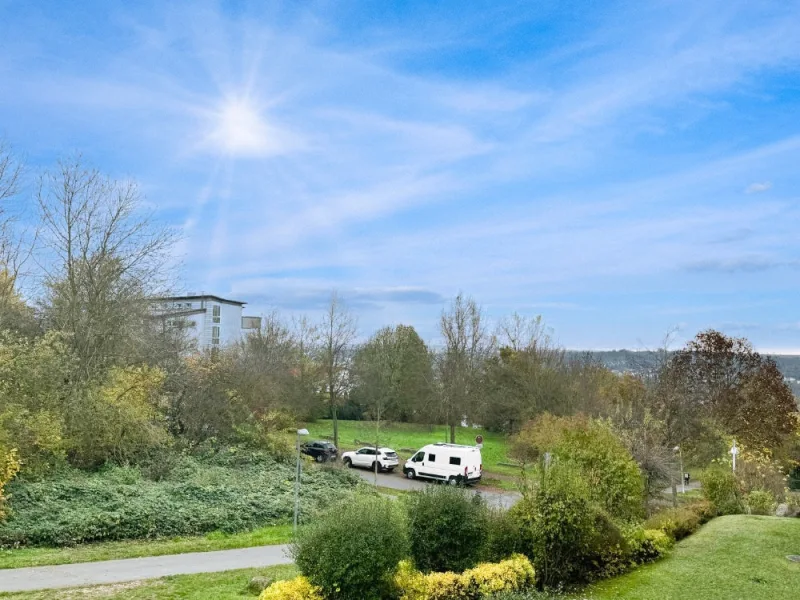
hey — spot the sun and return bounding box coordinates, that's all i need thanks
[212,97,271,155]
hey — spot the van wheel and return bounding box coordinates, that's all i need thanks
[343,458,352,468]
[406,469,416,480]
[448,476,458,486]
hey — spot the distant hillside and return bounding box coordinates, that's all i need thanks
[567,350,800,395]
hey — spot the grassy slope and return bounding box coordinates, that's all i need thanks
[587,516,800,600]
[0,524,293,570]
[304,419,518,476]
[0,565,298,600]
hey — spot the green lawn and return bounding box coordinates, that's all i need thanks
[0,524,293,570]
[586,516,800,600]
[304,419,519,476]
[0,565,298,600]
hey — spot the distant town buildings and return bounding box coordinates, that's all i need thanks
[150,294,261,351]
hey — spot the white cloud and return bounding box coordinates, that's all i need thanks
[744,181,772,194]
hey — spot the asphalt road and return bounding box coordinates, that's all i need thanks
[0,545,292,592]
[351,466,522,509]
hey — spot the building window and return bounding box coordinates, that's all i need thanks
[212,305,221,323]
[212,326,220,345]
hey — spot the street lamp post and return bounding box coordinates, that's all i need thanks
[294,428,309,533]
[672,445,685,495]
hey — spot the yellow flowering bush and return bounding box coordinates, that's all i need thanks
[464,554,536,596]
[0,447,20,521]
[259,576,322,600]
[395,555,535,600]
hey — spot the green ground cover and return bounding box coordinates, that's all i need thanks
[0,449,358,549]
[584,515,800,600]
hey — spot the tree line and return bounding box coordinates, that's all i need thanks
[0,145,797,497]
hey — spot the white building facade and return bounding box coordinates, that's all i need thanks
[151,294,261,351]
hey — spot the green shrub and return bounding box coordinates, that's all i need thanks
[624,527,672,564]
[701,468,745,515]
[0,451,359,547]
[746,489,777,515]
[485,508,525,562]
[684,499,716,524]
[644,507,700,541]
[512,415,645,521]
[405,484,489,573]
[511,463,621,587]
[293,495,409,600]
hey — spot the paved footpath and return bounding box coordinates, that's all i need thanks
[0,544,292,593]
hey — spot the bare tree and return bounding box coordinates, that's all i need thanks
[437,292,493,443]
[318,292,357,449]
[0,141,37,333]
[36,156,177,379]
[496,313,550,352]
[291,315,323,418]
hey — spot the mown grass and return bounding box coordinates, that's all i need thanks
[304,420,520,476]
[584,515,800,600]
[0,564,298,600]
[0,523,293,570]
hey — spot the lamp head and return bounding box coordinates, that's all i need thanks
[297,428,309,436]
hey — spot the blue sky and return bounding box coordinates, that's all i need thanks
[2,0,800,351]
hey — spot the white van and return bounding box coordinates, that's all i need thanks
[403,443,482,485]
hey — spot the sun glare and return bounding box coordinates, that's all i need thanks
[210,97,272,156]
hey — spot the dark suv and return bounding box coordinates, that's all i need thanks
[301,441,338,462]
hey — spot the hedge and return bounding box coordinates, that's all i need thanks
[394,554,535,600]
[0,451,360,547]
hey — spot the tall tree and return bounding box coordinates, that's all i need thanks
[351,324,433,423]
[0,142,36,334]
[0,140,23,278]
[437,293,493,443]
[481,314,569,432]
[233,312,302,415]
[36,157,176,380]
[319,292,357,449]
[662,330,797,453]
[290,315,323,419]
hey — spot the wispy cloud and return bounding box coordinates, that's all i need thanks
[682,256,800,274]
[745,181,772,194]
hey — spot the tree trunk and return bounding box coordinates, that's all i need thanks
[332,403,339,450]
[449,422,455,444]
[671,481,678,508]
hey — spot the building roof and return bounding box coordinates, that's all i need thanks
[152,294,247,307]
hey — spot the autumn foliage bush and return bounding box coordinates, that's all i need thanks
[512,414,645,522]
[0,448,20,522]
[394,554,536,600]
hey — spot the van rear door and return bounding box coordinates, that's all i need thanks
[465,450,482,480]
